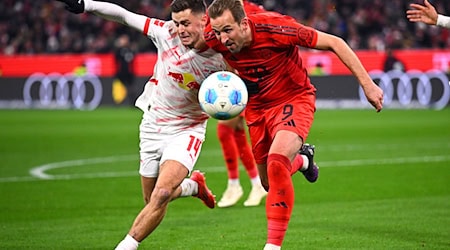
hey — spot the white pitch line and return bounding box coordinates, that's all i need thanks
[29,155,137,179]
[0,154,448,183]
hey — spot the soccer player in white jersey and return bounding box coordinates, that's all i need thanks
[56,0,225,249]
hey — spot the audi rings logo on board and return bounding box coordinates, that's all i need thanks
[23,72,103,110]
[360,70,450,110]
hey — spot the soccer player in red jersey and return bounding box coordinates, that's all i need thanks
[205,0,384,249]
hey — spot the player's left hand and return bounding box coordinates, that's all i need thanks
[363,83,384,112]
[56,0,85,14]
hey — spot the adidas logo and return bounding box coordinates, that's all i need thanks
[283,119,296,127]
[271,201,288,208]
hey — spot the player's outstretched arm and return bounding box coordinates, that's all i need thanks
[314,31,383,112]
[56,0,148,32]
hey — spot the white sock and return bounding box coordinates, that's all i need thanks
[263,243,281,250]
[300,155,309,171]
[250,176,261,186]
[115,234,139,250]
[180,179,198,197]
[228,178,240,186]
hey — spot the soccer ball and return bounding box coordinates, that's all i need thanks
[198,71,248,120]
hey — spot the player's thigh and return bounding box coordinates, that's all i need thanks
[160,131,205,175]
[248,122,271,165]
[270,130,303,161]
[270,92,315,152]
[156,160,189,192]
[139,130,204,178]
[139,134,164,178]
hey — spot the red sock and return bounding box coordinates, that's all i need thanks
[217,123,239,179]
[266,154,294,246]
[234,129,258,179]
[290,154,304,175]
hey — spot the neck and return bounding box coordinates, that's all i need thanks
[193,40,207,50]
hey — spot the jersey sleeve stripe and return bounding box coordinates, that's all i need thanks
[255,28,297,37]
[142,18,151,35]
[254,24,298,36]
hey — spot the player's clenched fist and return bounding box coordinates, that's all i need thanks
[56,0,85,14]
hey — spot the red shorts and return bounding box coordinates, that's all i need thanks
[245,90,316,165]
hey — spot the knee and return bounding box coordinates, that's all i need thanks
[150,186,173,206]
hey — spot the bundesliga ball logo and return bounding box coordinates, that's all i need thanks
[198,71,248,120]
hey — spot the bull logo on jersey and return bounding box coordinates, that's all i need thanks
[168,72,200,90]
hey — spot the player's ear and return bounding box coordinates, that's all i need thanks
[241,17,249,30]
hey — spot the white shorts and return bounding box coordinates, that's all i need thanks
[138,123,206,178]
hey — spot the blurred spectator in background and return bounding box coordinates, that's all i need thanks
[383,48,405,72]
[0,0,449,55]
[114,34,136,105]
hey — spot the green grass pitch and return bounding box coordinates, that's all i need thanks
[0,108,449,249]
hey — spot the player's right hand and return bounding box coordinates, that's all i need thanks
[56,0,85,14]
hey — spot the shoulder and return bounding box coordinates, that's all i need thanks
[248,12,304,33]
[248,13,318,47]
[145,18,176,31]
[243,1,265,14]
[248,11,297,23]
[145,18,177,38]
[248,12,300,36]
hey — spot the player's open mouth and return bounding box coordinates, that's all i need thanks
[180,36,190,42]
[225,42,235,50]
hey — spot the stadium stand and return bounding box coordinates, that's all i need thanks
[0,0,448,55]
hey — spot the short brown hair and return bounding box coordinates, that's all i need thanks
[170,0,207,14]
[208,0,246,22]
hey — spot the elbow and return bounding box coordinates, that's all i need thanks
[328,36,347,52]
[315,32,347,51]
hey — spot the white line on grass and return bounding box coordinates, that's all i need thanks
[29,155,137,180]
[0,154,448,183]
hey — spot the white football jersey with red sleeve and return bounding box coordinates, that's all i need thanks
[135,18,226,133]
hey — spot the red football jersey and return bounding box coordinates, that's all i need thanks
[204,11,318,108]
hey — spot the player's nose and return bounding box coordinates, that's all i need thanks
[219,33,229,44]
